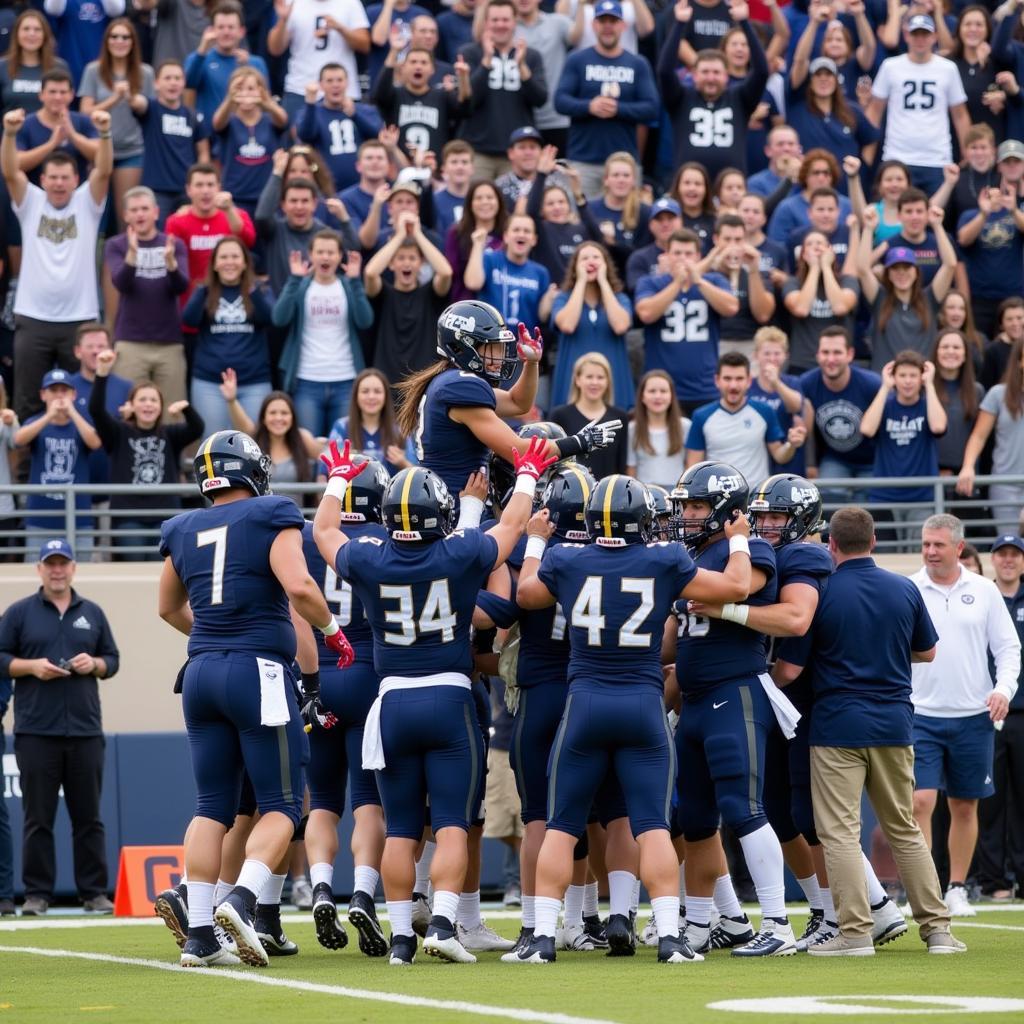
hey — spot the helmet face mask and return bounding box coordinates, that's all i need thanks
[382,467,456,541]
[645,484,675,541]
[669,461,749,549]
[748,474,824,546]
[436,300,519,386]
[194,430,272,499]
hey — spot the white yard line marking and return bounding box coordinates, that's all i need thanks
[0,945,621,1024]
[950,922,1024,933]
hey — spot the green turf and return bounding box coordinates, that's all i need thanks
[2,908,1023,1023]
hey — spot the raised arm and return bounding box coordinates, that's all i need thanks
[1,108,28,206]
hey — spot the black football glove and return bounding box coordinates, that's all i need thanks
[300,671,337,732]
[573,419,622,452]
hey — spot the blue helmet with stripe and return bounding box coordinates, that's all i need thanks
[584,475,655,546]
[193,430,271,498]
[382,466,455,541]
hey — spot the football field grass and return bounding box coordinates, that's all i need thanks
[3,906,1024,1023]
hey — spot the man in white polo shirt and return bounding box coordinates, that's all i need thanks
[910,513,1021,917]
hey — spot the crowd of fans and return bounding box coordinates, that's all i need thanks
[1,0,1024,555]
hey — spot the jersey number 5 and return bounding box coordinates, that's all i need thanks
[571,576,655,648]
[380,580,457,646]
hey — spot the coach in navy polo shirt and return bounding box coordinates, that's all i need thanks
[0,539,119,916]
[775,508,963,956]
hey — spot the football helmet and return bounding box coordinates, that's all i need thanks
[646,484,675,541]
[541,464,597,541]
[585,475,655,546]
[489,422,569,509]
[193,430,271,498]
[436,299,518,385]
[339,455,390,523]
[670,461,749,548]
[382,466,455,541]
[748,474,825,546]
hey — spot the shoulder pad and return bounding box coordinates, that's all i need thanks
[435,370,496,408]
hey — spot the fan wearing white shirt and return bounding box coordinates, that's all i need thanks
[268,0,371,117]
[909,514,1021,918]
[867,13,969,197]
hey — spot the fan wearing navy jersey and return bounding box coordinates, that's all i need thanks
[511,474,754,966]
[298,456,391,960]
[668,460,798,958]
[395,299,623,511]
[657,0,769,179]
[635,229,739,416]
[313,436,556,966]
[158,430,354,970]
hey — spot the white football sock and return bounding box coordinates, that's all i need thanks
[738,824,787,922]
[797,873,822,912]
[432,889,459,925]
[608,871,635,917]
[534,896,561,939]
[188,881,214,929]
[687,895,713,927]
[563,884,584,928]
[457,891,482,930]
[258,872,285,906]
[521,893,536,929]
[651,895,680,938]
[353,865,379,898]
[713,873,743,918]
[863,853,887,906]
[820,886,837,924]
[309,862,333,892]
[679,864,687,906]
[414,841,435,894]
[235,859,272,901]
[631,877,641,913]
[213,879,232,905]
[583,881,599,916]
[387,900,413,937]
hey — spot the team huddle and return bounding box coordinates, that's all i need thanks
[151,298,927,969]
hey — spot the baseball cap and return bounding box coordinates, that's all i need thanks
[593,0,624,18]
[998,139,1024,162]
[883,246,917,267]
[649,197,681,220]
[39,538,75,562]
[508,126,543,147]
[992,534,1024,555]
[809,57,838,76]
[386,180,421,201]
[907,13,935,32]
[41,368,74,389]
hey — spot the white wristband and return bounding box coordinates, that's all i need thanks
[720,603,749,626]
[524,535,547,561]
[729,534,750,557]
[456,494,484,530]
[514,474,537,498]
[319,616,340,637]
[325,476,349,502]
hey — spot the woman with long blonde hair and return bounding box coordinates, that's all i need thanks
[589,152,651,269]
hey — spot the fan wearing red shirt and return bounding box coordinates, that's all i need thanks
[165,162,256,302]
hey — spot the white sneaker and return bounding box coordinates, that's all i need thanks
[640,917,659,947]
[871,898,909,945]
[290,876,313,910]
[557,923,597,951]
[457,920,515,951]
[944,884,976,918]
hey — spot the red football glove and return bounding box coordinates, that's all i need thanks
[323,627,355,670]
[319,438,369,482]
[512,435,559,480]
[516,322,543,362]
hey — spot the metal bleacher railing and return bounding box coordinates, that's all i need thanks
[0,476,1020,558]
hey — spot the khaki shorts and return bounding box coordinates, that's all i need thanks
[482,746,523,839]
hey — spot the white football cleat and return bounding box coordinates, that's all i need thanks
[640,916,659,947]
[457,920,515,951]
[944,884,976,918]
[871,898,909,945]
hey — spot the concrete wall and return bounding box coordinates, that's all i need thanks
[0,553,937,735]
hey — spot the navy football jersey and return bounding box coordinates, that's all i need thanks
[675,536,778,697]
[517,538,572,687]
[301,520,386,668]
[415,368,496,503]
[335,528,499,678]
[159,495,304,661]
[539,541,698,692]
[771,540,832,703]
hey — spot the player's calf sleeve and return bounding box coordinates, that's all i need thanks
[608,871,635,917]
[738,824,787,921]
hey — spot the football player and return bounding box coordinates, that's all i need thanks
[394,299,621,510]
[668,461,797,957]
[510,474,754,965]
[313,437,555,965]
[158,430,354,968]
[699,474,906,950]
[297,456,392,958]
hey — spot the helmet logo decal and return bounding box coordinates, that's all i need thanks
[442,311,477,334]
[791,485,818,505]
[708,473,743,495]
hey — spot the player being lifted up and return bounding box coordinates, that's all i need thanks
[313,435,557,966]
[158,430,354,969]
[395,299,622,514]
[510,474,754,966]
[668,461,799,958]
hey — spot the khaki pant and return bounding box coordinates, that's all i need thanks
[811,744,949,941]
[113,341,188,414]
[473,153,511,181]
[482,746,522,840]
